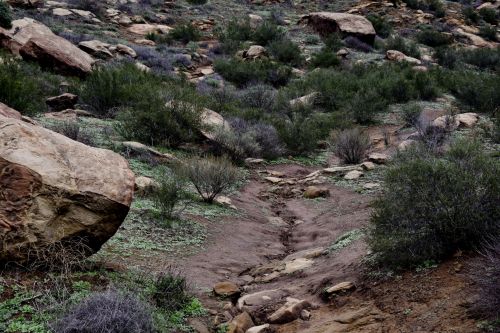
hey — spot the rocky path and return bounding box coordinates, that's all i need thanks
[179,161,480,333]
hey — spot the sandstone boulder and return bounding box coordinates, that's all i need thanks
[78,40,113,59]
[128,23,172,36]
[386,50,421,65]
[300,12,376,45]
[304,186,330,199]
[0,102,22,119]
[344,170,363,180]
[244,45,267,60]
[214,281,241,298]
[368,153,389,164]
[0,18,95,76]
[227,312,254,333]
[456,112,479,128]
[134,176,159,196]
[268,297,312,324]
[0,114,134,263]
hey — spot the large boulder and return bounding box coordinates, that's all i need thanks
[0,18,95,77]
[0,114,135,264]
[0,102,22,119]
[300,12,376,45]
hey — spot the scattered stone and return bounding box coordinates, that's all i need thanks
[300,309,312,321]
[325,281,356,294]
[135,62,151,72]
[213,281,241,298]
[289,92,320,108]
[0,18,95,77]
[187,318,210,333]
[244,45,267,59]
[248,14,264,28]
[227,312,254,333]
[336,48,349,57]
[0,114,135,263]
[122,141,178,163]
[283,257,314,274]
[398,139,416,151]
[246,324,271,333]
[115,44,137,58]
[245,158,264,165]
[323,165,363,175]
[344,170,363,180]
[78,40,113,59]
[304,186,330,199]
[360,161,375,171]
[363,182,380,190]
[134,176,159,196]
[268,297,312,324]
[265,176,282,184]
[268,216,287,227]
[53,7,73,16]
[386,49,421,65]
[200,108,231,141]
[432,115,460,131]
[45,93,78,111]
[128,24,172,35]
[134,38,156,46]
[237,289,288,317]
[215,196,236,209]
[368,153,389,164]
[300,12,376,45]
[456,112,479,128]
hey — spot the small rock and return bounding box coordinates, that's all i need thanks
[264,176,282,184]
[45,93,78,111]
[244,45,267,59]
[213,281,241,298]
[344,170,363,180]
[304,186,330,199]
[53,7,73,16]
[456,112,479,128]
[215,196,236,209]
[246,324,271,333]
[268,297,312,324]
[368,153,389,164]
[245,158,264,165]
[116,44,137,58]
[432,115,459,131]
[336,48,349,57]
[134,38,156,46]
[325,281,356,294]
[283,257,314,274]
[398,139,416,151]
[363,182,380,190]
[78,40,113,59]
[248,14,264,28]
[134,176,159,196]
[360,161,375,171]
[227,312,254,333]
[300,309,311,320]
[323,165,362,175]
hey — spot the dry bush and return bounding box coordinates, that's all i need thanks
[177,156,240,203]
[330,128,370,164]
[52,290,155,333]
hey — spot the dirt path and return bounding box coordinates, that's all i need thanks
[177,162,479,333]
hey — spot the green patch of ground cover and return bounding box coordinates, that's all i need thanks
[268,150,330,167]
[326,228,365,253]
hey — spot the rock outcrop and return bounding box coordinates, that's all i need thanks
[0,18,95,76]
[0,114,134,263]
[300,12,376,45]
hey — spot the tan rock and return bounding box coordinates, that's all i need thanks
[304,186,330,199]
[323,165,363,175]
[78,40,113,59]
[46,93,78,111]
[134,38,156,46]
[128,24,172,36]
[360,161,375,170]
[246,324,270,333]
[289,92,320,108]
[53,8,73,16]
[432,115,459,131]
[122,141,178,163]
[0,115,135,263]
[227,312,254,333]
[456,112,479,128]
[268,297,312,324]
[248,14,264,28]
[368,153,389,164]
[244,45,267,59]
[214,281,241,298]
[386,50,421,65]
[264,176,282,184]
[344,170,363,180]
[0,102,22,119]
[134,176,159,196]
[300,12,376,44]
[325,281,356,294]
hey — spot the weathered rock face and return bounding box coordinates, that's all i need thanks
[0,114,135,264]
[0,102,22,119]
[300,12,376,45]
[0,18,95,77]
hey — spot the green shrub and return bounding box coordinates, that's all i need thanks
[460,47,500,71]
[426,0,445,17]
[212,126,262,162]
[153,173,190,221]
[215,18,252,54]
[401,102,422,127]
[367,14,392,38]
[178,156,240,203]
[323,33,344,51]
[347,89,388,124]
[479,7,498,25]
[309,49,340,68]
[329,128,369,164]
[49,121,95,146]
[0,56,62,115]
[462,6,480,24]
[384,36,421,58]
[268,38,304,67]
[168,23,200,44]
[153,271,192,313]
[214,58,292,88]
[479,24,498,42]
[416,29,453,47]
[253,21,284,46]
[436,69,499,113]
[0,0,12,29]
[434,46,459,69]
[369,140,500,268]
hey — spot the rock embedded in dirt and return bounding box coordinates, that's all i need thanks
[344,170,363,180]
[398,139,417,151]
[200,107,231,141]
[246,324,271,333]
[264,176,282,184]
[323,165,363,176]
[432,115,460,131]
[386,50,421,65]
[0,114,135,263]
[303,186,330,199]
[45,93,78,111]
[237,289,289,320]
[122,141,178,163]
[128,23,173,36]
[268,297,312,324]
[244,45,267,60]
[367,153,389,164]
[214,281,241,298]
[300,12,376,45]
[134,176,159,197]
[289,92,320,108]
[360,161,375,171]
[78,40,113,59]
[0,18,95,76]
[325,281,356,294]
[456,113,479,128]
[227,312,254,333]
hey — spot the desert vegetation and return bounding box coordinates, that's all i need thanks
[0,0,499,332]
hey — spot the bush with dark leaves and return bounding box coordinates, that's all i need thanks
[479,24,498,42]
[168,23,200,44]
[479,7,498,25]
[49,121,95,146]
[384,36,421,58]
[268,38,304,66]
[367,14,392,38]
[416,29,453,47]
[343,36,373,53]
[0,1,12,29]
[309,48,340,68]
[153,270,192,312]
[253,21,285,46]
[53,290,155,333]
[369,140,500,269]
